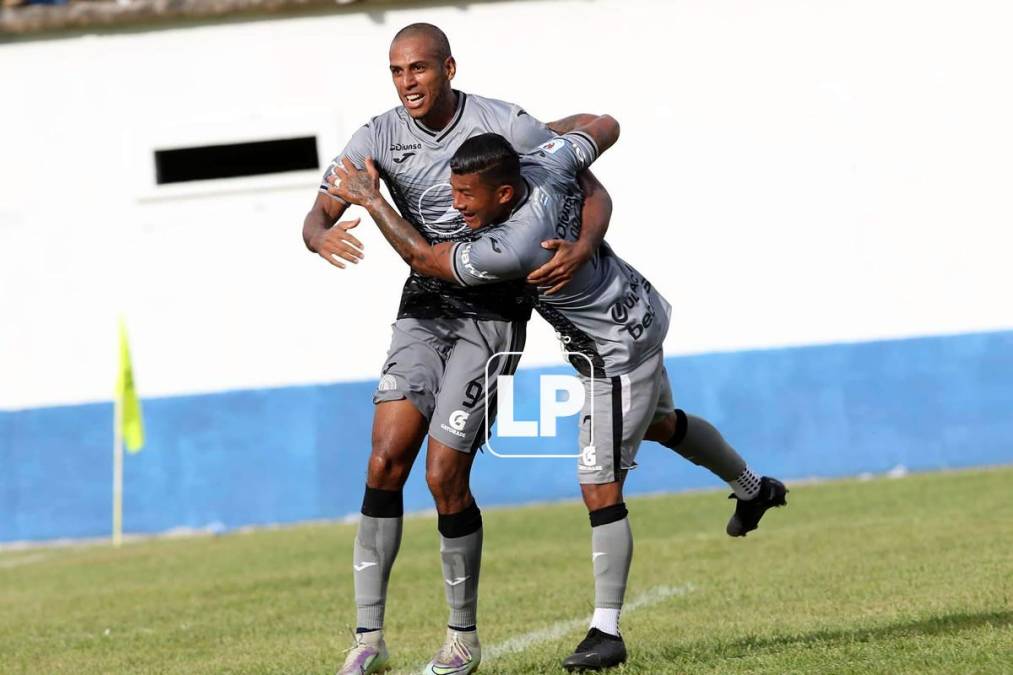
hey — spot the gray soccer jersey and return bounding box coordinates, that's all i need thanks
[449,132,672,378]
[320,91,555,322]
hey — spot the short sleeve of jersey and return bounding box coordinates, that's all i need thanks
[532,131,600,177]
[450,234,535,287]
[507,107,557,154]
[318,123,375,197]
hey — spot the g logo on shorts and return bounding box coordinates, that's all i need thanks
[449,409,470,431]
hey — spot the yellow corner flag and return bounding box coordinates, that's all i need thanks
[116,320,145,453]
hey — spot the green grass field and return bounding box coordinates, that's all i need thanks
[2,467,1011,674]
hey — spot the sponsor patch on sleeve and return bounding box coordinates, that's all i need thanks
[538,138,565,154]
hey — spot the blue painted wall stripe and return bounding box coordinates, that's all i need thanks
[1,330,1011,542]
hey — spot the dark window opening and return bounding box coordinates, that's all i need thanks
[155,136,319,185]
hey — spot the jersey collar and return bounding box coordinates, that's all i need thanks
[411,90,468,142]
[510,178,532,217]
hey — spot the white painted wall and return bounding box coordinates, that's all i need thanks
[2,0,1012,409]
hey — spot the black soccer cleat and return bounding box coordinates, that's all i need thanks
[726,476,788,537]
[562,628,627,672]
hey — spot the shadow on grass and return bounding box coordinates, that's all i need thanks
[657,608,1012,660]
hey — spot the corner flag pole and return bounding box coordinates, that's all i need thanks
[113,389,124,547]
[113,318,145,548]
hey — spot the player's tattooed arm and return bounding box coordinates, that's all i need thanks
[327,157,457,282]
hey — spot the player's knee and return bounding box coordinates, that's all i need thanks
[426,465,471,512]
[427,483,471,514]
[644,410,678,443]
[424,463,442,495]
[581,482,623,512]
[425,461,463,495]
[367,448,412,489]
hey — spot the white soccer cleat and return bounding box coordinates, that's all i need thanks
[423,627,481,674]
[337,629,390,675]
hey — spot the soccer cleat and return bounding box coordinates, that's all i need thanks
[726,476,788,537]
[423,627,481,675]
[336,629,390,675]
[562,627,627,672]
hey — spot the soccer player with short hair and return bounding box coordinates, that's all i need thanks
[302,23,614,675]
[329,116,788,671]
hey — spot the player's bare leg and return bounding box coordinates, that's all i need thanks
[367,399,428,490]
[339,400,427,675]
[425,436,478,514]
[421,437,483,674]
[645,410,787,536]
[562,475,631,672]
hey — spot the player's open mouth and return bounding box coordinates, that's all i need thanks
[404,93,424,108]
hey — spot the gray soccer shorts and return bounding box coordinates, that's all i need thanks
[577,350,674,484]
[373,318,526,453]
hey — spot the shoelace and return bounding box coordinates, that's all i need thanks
[576,631,607,652]
[436,634,469,663]
[341,627,374,657]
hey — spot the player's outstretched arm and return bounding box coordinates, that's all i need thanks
[327,157,457,282]
[302,192,364,270]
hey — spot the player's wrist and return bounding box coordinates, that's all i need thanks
[306,228,326,253]
[363,193,386,213]
[575,238,595,260]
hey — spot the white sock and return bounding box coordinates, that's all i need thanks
[590,607,621,636]
[355,628,383,646]
[729,466,762,500]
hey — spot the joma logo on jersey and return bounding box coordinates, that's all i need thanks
[390,142,422,165]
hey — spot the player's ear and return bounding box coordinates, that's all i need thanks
[495,184,514,205]
[444,56,456,80]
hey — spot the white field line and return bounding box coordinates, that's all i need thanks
[485,582,696,660]
[401,582,696,674]
[0,552,50,569]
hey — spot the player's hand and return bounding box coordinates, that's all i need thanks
[310,217,364,269]
[527,239,591,294]
[327,157,382,207]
